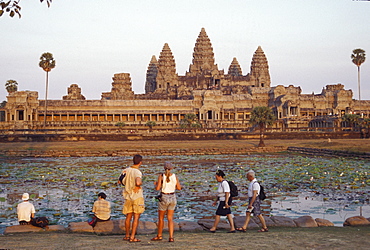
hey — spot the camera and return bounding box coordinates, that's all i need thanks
[155,194,162,202]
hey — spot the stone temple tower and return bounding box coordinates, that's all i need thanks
[249,46,271,87]
[145,55,158,93]
[188,28,219,76]
[155,43,178,93]
[228,57,243,76]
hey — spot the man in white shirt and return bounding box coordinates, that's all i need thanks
[17,193,35,225]
[236,170,268,232]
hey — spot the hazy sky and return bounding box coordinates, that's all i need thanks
[1,0,369,101]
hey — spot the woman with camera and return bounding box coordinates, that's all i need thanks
[152,161,181,242]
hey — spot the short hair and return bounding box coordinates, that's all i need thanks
[216,169,225,177]
[247,169,255,178]
[133,154,142,165]
[98,192,107,199]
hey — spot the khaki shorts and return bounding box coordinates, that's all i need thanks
[123,197,145,215]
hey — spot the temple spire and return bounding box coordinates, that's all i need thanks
[189,27,218,74]
[145,55,158,93]
[228,57,242,76]
[156,43,177,91]
[250,46,271,87]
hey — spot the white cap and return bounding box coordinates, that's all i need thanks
[22,193,29,201]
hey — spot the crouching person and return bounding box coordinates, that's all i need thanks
[17,193,35,225]
[89,192,111,227]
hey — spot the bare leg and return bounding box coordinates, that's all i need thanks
[209,215,220,231]
[130,213,141,240]
[167,210,175,239]
[226,214,235,231]
[125,213,133,238]
[258,214,267,229]
[241,212,251,229]
[157,210,166,237]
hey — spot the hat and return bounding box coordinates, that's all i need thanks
[22,193,29,201]
[164,161,173,170]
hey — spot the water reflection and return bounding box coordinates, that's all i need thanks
[0,154,369,233]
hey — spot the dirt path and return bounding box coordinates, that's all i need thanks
[1,227,370,249]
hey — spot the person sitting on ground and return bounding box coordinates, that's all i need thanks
[151,161,182,242]
[92,192,111,222]
[17,193,35,225]
[209,169,236,233]
[236,169,268,232]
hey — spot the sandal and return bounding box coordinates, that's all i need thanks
[169,238,174,242]
[236,227,247,232]
[258,228,269,232]
[151,235,163,241]
[123,236,130,241]
[129,238,141,242]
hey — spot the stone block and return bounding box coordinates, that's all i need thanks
[68,221,94,233]
[233,216,259,229]
[47,225,66,231]
[197,218,231,230]
[270,216,296,227]
[93,220,124,235]
[178,221,204,232]
[293,216,318,227]
[315,218,334,227]
[4,225,43,234]
[343,216,370,227]
[136,220,157,234]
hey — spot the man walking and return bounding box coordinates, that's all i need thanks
[121,154,145,242]
[236,170,268,232]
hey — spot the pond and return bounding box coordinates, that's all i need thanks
[0,154,369,233]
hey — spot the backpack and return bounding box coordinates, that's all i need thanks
[31,217,49,228]
[259,184,266,200]
[223,180,238,197]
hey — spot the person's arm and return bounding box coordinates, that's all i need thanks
[175,175,181,190]
[249,190,258,209]
[154,174,162,191]
[133,177,142,193]
[224,192,230,208]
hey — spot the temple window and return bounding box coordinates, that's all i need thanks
[17,110,24,121]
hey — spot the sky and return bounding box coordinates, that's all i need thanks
[1,0,370,102]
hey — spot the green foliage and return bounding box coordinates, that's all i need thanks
[351,48,366,67]
[5,79,18,93]
[39,52,56,72]
[249,106,276,127]
[145,121,157,128]
[180,113,202,129]
[115,122,126,127]
[342,114,360,127]
[0,0,52,18]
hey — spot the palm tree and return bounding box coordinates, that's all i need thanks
[145,121,157,132]
[5,79,18,93]
[342,114,360,131]
[179,113,201,129]
[351,48,366,100]
[249,106,276,147]
[39,52,56,128]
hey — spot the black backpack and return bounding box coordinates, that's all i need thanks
[31,217,49,228]
[259,184,266,200]
[223,180,238,197]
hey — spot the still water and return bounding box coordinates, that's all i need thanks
[0,154,369,233]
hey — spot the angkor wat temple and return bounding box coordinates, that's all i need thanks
[1,28,369,134]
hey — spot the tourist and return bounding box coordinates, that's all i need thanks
[236,169,268,232]
[151,162,182,242]
[17,193,35,225]
[209,170,236,233]
[92,192,111,222]
[121,154,145,242]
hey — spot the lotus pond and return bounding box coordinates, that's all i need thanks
[0,154,369,233]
